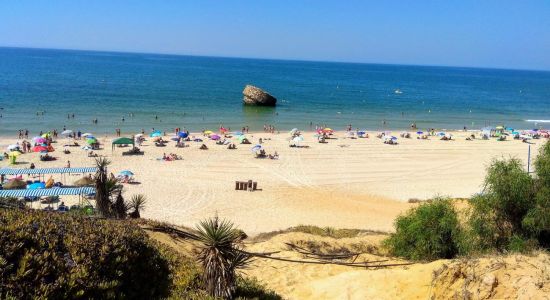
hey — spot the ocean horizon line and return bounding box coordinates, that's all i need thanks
[2,45,549,74]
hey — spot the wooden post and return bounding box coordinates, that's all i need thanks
[235,181,239,190]
[252,182,257,191]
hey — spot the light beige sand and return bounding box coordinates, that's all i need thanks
[0,130,544,234]
[146,228,550,300]
[243,232,550,300]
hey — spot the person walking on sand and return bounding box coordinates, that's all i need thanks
[66,160,71,168]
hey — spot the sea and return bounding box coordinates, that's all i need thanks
[1,47,549,136]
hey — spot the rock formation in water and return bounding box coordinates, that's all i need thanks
[242,85,277,106]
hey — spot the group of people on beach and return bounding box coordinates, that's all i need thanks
[263,124,276,133]
[17,129,29,139]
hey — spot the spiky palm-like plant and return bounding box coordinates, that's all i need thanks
[94,157,112,217]
[112,191,127,219]
[196,217,250,299]
[128,194,146,218]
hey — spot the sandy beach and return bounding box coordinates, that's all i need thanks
[0,130,543,234]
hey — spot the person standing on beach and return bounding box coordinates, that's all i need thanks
[24,129,28,139]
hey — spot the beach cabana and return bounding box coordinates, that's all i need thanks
[495,126,504,136]
[112,137,135,151]
[0,186,96,210]
[0,186,95,198]
[0,167,98,183]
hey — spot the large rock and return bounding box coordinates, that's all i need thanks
[243,85,277,106]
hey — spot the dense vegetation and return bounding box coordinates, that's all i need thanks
[386,141,550,260]
[383,198,461,260]
[0,209,172,299]
[0,209,279,300]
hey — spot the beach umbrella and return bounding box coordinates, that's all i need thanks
[204,130,213,135]
[193,138,203,142]
[437,132,446,136]
[118,170,134,176]
[86,138,97,145]
[220,127,228,133]
[82,133,93,137]
[150,132,161,137]
[289,128,299,136]
[323,128,333,133]
[61,130,73,135]
[41,132,51,138]
[7,144,20,151]
[28,182,46,190]
[178,131,188,138]
[416,131,423,135]
[238,135,247,142]
[170,136,180,141]
[251,145,262,153]
[293,136,304,143]
[233,131,244,136]
[210,134,221,140]
[33,146,48,153]
[34,137,47,144]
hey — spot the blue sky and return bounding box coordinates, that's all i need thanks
[1,1,549,70]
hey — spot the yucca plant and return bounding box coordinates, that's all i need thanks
[195,216,250,299]
[94,157,112,217]
[112,191,127,219]
[128,194,147,218]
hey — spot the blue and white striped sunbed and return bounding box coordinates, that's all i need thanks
[0,187,96,198]
[0,167,98,175]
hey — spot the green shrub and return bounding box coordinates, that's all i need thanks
[0,197,25,209]
[464,141,550,253]
[0,209,172,299]
[235,277,282,300]
[384,197,461,261]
